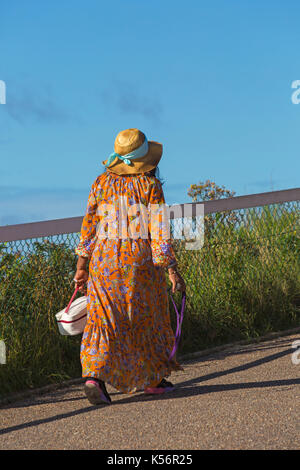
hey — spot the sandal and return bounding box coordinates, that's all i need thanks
[144,378,175,395]
[84,378,112,405]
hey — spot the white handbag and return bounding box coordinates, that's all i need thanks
[55,286,87,336]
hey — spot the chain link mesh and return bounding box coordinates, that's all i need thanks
[169,200,300,350]
[0,199,299,397]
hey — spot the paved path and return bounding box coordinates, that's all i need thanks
[0,333,299,450]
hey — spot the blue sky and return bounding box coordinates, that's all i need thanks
[0,0,299,225]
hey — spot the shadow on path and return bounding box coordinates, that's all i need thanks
[0,346,298,437]
[183,337,298,363]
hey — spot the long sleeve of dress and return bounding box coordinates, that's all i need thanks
[75,183,99,259]
[148,179,177,268]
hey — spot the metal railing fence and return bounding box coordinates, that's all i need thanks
[0,187,299,354]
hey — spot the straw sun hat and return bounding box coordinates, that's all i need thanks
[102,128,163,175]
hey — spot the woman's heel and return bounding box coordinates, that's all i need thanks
[84,378,112,405]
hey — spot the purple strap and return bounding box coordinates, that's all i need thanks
[169,290,186,361]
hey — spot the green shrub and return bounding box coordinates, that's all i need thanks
[0,202,299,399]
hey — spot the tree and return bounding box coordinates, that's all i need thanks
[188,179,236,202]
[187,179,238,240]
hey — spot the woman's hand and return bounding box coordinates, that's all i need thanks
[74,269,89,293]
[74,256,89,293]
[168,267,186,293]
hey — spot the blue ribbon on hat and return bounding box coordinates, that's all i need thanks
[104,136,149,167]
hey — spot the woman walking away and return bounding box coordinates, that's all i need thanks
[74,128,186,405]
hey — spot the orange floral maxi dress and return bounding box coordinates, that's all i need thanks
[75,170,183,393]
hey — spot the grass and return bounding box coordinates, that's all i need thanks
[0,202,299,399]
[0,240,82,398]
[170,203,300,354]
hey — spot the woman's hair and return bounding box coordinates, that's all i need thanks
[144,166,165,185]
